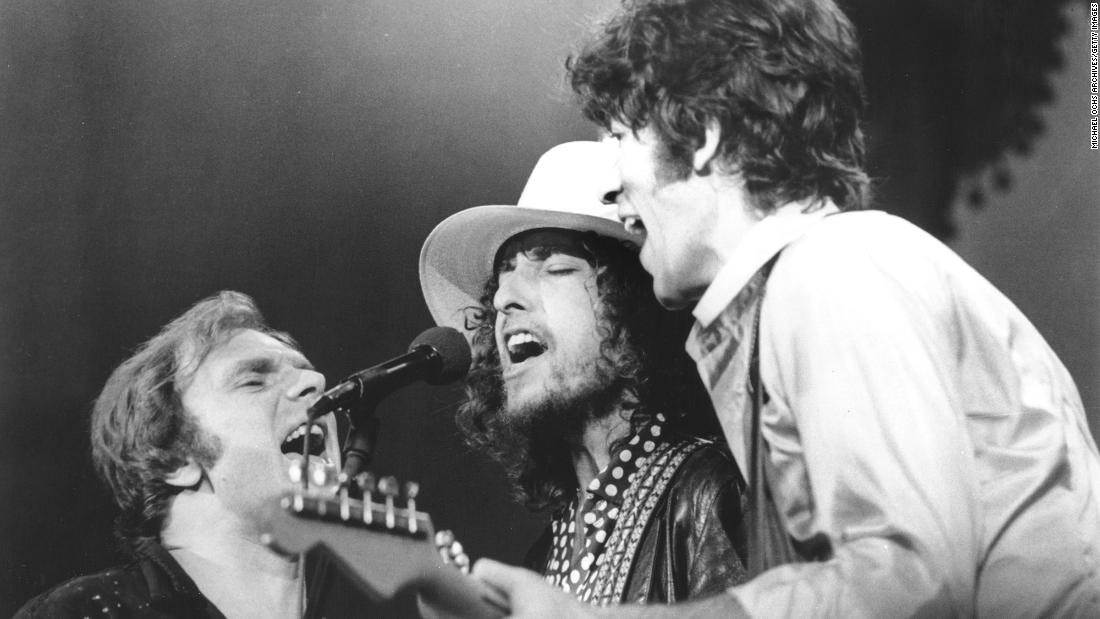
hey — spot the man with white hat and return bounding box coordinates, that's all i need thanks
[419,141,747,605]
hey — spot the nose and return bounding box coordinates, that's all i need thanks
[287,367,326,401]
[493,268,535,315]
[596,138,623,206]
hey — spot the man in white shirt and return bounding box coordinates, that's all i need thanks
[473,0,1100,616]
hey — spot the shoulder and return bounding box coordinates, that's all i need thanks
[764,211,957,328]
[659,438,747,574]
[773,210,959,287]
[14,565,144,619]
[775,211,940,282]
[664,438,743,508]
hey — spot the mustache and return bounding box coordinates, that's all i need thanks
[497,360,624,445]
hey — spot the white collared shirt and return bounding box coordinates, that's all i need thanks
[687,205,1100,617]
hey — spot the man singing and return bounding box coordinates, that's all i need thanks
[16,291,343,618]
[473,0,1100,617]
[419,141,747,604]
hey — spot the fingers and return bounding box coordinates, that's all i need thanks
[471,559,594,619]
[471,558,539,590]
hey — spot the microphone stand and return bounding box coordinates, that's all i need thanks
[341,405,380,483]
[306,350,442,490]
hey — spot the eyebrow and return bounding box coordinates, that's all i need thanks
[496,246,592,273]
[221,353,314,387]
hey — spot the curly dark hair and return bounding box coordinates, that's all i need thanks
[456,230,718,512]
[90,291,296,552]
[568,0,869,213]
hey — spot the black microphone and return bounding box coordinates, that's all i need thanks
[307,326,471,420]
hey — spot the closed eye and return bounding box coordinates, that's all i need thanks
[546,266,577,276]
[237,375,268,389]
[223,356,280,390]
[543,257,587,276]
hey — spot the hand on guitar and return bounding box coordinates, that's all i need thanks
[471,559,598,619]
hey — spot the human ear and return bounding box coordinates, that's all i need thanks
[692,122,721,173]
[164,458,204,488]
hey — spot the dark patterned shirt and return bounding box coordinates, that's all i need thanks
[544,413,670,602]
[14,539,225,619]
[14,538,386,618]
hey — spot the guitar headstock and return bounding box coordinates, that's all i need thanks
[261,473,507,618]
[261,473,437,602]
[269,473,434,549]
[266,474,433,551]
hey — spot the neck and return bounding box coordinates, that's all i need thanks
[162,490,303,618]
[571,403,632,494]
[696,173,766,283]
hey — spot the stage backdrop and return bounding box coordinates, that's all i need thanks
[2,0,1096,614]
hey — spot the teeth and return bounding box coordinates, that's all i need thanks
[506,331,543,353]
[504,331,548,365]
[283,423,325,445]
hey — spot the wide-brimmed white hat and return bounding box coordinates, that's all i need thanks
[419,140,633,333]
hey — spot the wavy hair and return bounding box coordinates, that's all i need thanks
[568,0,869,212]
[90,291,295,551]
[456,231,717,512]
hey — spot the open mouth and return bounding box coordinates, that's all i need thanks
[505,331,547,364]
[623,216,646,236]
[281,422,327,458]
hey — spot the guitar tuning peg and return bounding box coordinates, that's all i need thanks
[378,476,399,529]
[310,462,337,489]
[337,473,351,521]
[403,481,421,534]
[287,459,307,485]
[378,476,399,497]
[354,473,376,525]
[453,550,470,573]
[355,472,376,494]
[434,530,455,547]
[433,529,471,575]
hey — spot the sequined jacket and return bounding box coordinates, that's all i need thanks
[13,538,394,618]
[525,440,748,604]
[14,539,226,619]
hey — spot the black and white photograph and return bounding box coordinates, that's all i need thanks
[2,0,1097,617]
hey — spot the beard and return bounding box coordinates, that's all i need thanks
[455,315,644,510]
[496,351,624,450]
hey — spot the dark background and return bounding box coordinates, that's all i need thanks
[2,0,1097,614]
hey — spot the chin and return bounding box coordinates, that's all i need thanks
[503,390,540,419]
[653,286,692,310]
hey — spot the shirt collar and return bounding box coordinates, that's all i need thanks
[135,538,211,610]
[585,413,670,506]
[692,199,839,329]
